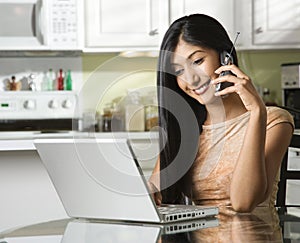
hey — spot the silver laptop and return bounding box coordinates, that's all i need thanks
[34,138,218,223]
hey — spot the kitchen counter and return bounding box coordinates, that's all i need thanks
[0,131,159,151]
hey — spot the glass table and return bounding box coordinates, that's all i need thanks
[0,206,299,243]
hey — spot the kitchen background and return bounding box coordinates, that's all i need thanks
[1,0,300,233]
[0,0,300,133]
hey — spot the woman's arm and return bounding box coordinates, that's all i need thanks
[230,107,268,212]
[230,112,293,212]
[213,65,293,212]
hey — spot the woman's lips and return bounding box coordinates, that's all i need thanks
[192,79,211,95]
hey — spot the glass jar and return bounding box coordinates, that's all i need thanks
[145,105,158,131]
[110,102,124,132]
[144,95,158,131]
[125,91,145,132]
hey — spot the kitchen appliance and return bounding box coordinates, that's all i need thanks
[0,0,83,50]
[0,91,79,131]
[281,63,300,128]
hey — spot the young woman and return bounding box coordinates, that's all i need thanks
[148,14,294,212]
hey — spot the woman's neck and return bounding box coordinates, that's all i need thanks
[204,93,248,125]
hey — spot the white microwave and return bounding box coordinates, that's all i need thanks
[0,0,83,50]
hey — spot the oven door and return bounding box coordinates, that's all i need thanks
[283,89,300,128]
[0,0,45,49]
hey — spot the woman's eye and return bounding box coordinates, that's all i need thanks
[193,58,204,65]
[174,69,184,76]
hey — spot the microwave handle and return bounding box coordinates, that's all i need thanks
[34,0,44,45]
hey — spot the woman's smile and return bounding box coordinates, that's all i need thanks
[192,79,211,95]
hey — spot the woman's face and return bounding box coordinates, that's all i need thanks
[171,39,220,104]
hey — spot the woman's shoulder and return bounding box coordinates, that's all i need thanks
[266,106,295,130]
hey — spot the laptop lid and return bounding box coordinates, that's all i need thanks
[34,138,162,223]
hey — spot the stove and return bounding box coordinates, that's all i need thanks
[0,91,79,131]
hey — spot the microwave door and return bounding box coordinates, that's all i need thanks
[0,0,45,49]
[35,0,44,45]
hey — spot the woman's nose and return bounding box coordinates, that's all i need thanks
[185,70,200,87]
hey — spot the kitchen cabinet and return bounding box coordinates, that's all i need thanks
[85,0,300,50]
[85,0,168,51]
[253,0,300,46]
[169,0,236,41]
[84,0,236,51]
[236,0,300,49]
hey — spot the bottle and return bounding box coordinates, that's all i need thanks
[46,68,55,91]
[102,105,113,132]
[57,69,64,90]
[41,71,49,91]
[65,69,72,91]
[9,76,18,91]
[125,91,145,132]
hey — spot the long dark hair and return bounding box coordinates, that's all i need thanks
[157,14,238,204]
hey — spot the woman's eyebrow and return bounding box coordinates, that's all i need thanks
[187,50,205,59]
[171,50,205,65]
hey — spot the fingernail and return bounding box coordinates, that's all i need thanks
[215,91,220,96]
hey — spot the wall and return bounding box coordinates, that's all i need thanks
[81,53,157,114]
[238,50,300,105]
[81,50,300,113]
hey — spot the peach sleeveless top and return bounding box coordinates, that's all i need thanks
[188,106,294,207]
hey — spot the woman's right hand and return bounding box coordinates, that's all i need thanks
[148,181,162,206]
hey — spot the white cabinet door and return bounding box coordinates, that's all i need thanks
[85,0,168,48]
[253,0,300,46]
[169,0,236,41]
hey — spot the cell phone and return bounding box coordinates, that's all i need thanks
[215,51,235,92]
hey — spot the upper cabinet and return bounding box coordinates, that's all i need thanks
[169,0,236,42]
[253,0,300,46]
[84,0,169,51]
[84,0,236,51]
[236,0,300,49]
[83,0,300,51]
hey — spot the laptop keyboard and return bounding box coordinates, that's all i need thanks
[158,204,207,222]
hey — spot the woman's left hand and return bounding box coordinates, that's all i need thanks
[212,64,265,112]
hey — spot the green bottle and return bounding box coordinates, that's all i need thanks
[47,68,54,91]
[65,69,72,91]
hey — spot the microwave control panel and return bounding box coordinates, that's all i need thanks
[49,0,79,47]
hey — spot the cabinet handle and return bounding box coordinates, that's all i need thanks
[255,27,263,34]
[149,29,158,36]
